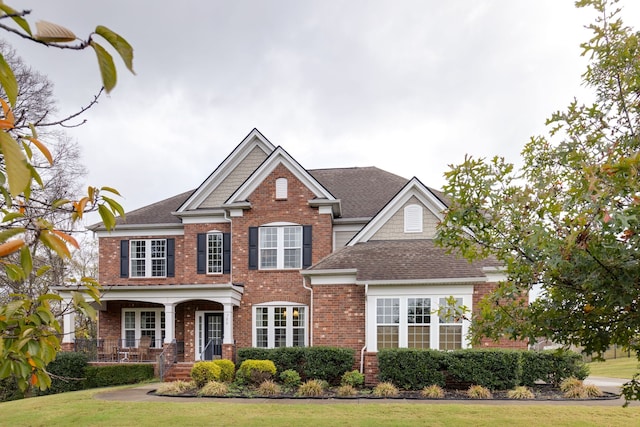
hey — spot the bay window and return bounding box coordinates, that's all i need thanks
[253,304,307,348]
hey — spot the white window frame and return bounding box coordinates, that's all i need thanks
[259,225,302,270]
[121,308,165,348]
[130,239,167,278]
[367,285,472,352]
[404,204,423,233]
[207,232,223,274]
[252,303,308,348]
[275,177,288,200]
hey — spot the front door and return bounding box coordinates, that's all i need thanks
[203,313,223,360]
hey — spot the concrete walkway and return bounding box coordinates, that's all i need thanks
[95,377,638,406]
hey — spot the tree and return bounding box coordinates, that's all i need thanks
[0,4,133,393]
[436,0,640,403]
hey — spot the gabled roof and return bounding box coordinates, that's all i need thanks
[348,177,447,245]
[225,146,337,209]
[306,239,495,283]
[309,167,408,219]
[177,128,275,212]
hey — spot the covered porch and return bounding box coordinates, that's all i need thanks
[55,283,244,363]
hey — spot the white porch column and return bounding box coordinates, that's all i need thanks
[223,303,234,344]
[164,303,175,343]
[62,309,75,344]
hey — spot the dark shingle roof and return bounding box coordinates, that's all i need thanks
[308,240,496,282]
[113,190,194,226]
[309,167,408,218]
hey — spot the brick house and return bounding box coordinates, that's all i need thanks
[56,129,525,379]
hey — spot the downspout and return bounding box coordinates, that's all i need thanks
[360,283,368,374]
[302,278,313,346]
[224,210,233,285]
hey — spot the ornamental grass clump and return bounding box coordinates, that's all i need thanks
[257,379,281,396]
[467,385,492,399]
[506,386,535,400]
[336,384,358,397]
[297,379,325,397]
[421,384,445,399]
[559,377,584,393]
[197,380,228,397]
[583,384,603,398]
[155,380,195,396]
[373,382,399,397]
[559,377,600,399]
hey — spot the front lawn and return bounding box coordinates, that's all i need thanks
[0,386,639,427]
[587,358,639,379]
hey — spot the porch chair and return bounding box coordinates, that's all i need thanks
[130,336,152,362]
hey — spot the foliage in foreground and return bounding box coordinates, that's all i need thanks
[435,0,640,402]
[0,4,133,393]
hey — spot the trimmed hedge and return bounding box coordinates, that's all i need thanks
[237,346,355,385]
[40,352,89,395]
[377,348,588,391]
[236,359,277,384]
[84,364,155,388]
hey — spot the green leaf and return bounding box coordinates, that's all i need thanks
[1,212,24,223]
[4,300,24,319]
[100,186,122,196]
[0,4,32,36]
[95,25,135,74]
[19,245,32,277]
[39,230,71,258]
[0,53,18,108]
[98,203,116,230]
[0,227,25,242]
[36,265,51,277]
[0,132,30,196]
[102,195,125,218]
[90,41,117,93]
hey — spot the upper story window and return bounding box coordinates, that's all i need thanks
[404,204,423,233]
[259,226,302,269]
[130,239,166,277]
[207,232,223,274]
[275,177,288,200]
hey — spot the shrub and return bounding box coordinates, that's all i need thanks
[378,349,446,390]
[341,370,364,388]
[236,359,277,385]
[467,385,492,399]
[506,386,535,400]
[421,384,445,399]
[0,377,24,402]
[563,385,588,399]
[297,379,325,397]
[336,384,358,397]
[84,364,155,388]
[40,352,89,395]
[191,362,222,388]
[520,350,589,387]
[302,347,355,385]
[445,350,521,390]
[373,382,399,397]
[212,359,235,383]
[279,369,301,388]
[559,377,584,393]
[257,379,281,396]
[198,381,228,397]
[156,380,195,396]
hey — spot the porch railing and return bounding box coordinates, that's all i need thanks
[158,339,177,381]
[199,338,223,361]
[74,338,162,362]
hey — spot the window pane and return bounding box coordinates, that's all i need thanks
[260,228,278,248]
[125,330,136,348]
[292,307,305,347]
[274,307,286,348]
[408,325,431,349]
[377,326,399,349]
[260,248,277,269]
[283,227,301,248]
[408,298,430,324]
[439,325,462,350]
[256,307,268,348]
[376,298,399,324]
[130,241,146,277]
[283,248,301,268]
[439,297,463,324]
[207,233,223,274]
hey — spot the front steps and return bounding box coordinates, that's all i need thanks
[163,362,194,382]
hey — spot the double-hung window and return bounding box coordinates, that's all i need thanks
[259,226,302,269]
[207,232,223,274]
[130,239,166,278]
[253,305,307,348]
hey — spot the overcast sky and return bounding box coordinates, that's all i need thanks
[5,1,640,227]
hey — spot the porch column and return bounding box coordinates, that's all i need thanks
[62,309,75,344]
[164,303,175,343]
[223,303,234,344]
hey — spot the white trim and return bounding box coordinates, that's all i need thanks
[404,204,423,233]
[181,216,228,225]
[194,310,224,361]
[366,284,473,352]
[226,147,336,204]
[94,226,184,238]
[120,308,165,349]
[177,129,275,212]
[348,177,447,245]
[275,177,288,199]
[252,303,308,348]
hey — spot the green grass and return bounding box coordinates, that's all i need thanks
[0,385,639,427]
[587,357,640,379]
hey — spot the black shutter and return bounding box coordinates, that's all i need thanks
[166,238,175,277]
[223,233,231,274]
[197,233,206,274]
[248,227,258,270]
[120,240,129,278]
[302,225,312,268]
